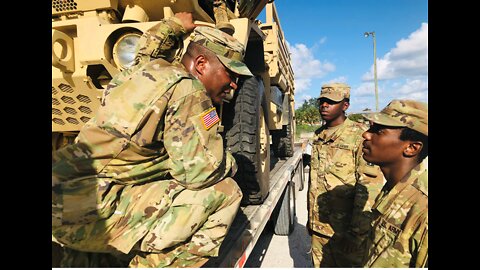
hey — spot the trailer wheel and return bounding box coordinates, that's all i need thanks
[272,182,296,235]
[224,76,270,205]
[297,159,305,191]
[271,106,294,157]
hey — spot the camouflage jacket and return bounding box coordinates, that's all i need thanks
[365,158,428,268]
[52,17,236,234]
[307,118,384,242]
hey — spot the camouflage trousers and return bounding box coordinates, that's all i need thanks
[53,177,242,267]
[56,242,209,267]
[310,232,367,267]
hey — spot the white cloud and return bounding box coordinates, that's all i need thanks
[353,23,428,112]
[362,23,428,81]
[324,76,348,84]
[353,82,380,97]
[295,78,312,92]
[397,78,428,95]
[349,77,428,113]
[393,78,428,102]
[295,94,313,109]
[288,42,335,93]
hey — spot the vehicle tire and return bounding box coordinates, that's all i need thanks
[224,76,270,205]
[271,105,294,157]
[297,159,305,191]
[272,182,296,235]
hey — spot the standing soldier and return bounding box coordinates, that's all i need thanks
[361,99,428,267]
[307,83,384,267]
[52,13,252,267]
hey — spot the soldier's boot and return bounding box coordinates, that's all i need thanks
[59,247,131,267]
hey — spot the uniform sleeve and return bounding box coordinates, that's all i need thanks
[131,16,186,69]
[148,16,186,61]
[163,79,236,190]
[412,210,428,267]
[348,140,385,242]
[103,17,187,103]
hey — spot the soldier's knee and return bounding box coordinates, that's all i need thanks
[214,177,243,200]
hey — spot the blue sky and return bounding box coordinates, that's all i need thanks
[258,0,428,113]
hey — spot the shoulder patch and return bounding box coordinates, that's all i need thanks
[201,107,220,130]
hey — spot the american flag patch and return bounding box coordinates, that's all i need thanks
[201,107,220,130]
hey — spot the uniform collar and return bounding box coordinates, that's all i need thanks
[373,158,428,214]
[316,118,353,143]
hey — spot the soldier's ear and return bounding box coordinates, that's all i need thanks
[342,100,350,111]
[404,141,423,158]
[194,54,208,75]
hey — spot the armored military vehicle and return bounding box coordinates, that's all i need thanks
[52,0,295,206]
[52,1,300,265]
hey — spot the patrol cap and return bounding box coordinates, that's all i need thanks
[192,26,253,76]
[319,83,350,102]
[362,99,428,136]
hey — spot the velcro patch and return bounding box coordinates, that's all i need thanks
[378,217,402,236]
[201,107,220,130]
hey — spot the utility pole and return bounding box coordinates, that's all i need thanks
[364,31,379,111]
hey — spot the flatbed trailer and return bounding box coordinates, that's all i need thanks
[204,146,305,267]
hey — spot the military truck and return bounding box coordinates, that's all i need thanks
[52,0,298,265]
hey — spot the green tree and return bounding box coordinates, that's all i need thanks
[347,113,364,123]
[295,98,320,125]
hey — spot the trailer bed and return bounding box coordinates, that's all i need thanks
[203,148,304,267]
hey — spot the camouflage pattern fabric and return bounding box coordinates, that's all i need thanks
[362,99,428,136]
[134,16,187,65]
[318,82,351,102]
[52,17,242,267]
[307,118,384,267]
[364,159,428,267]
[311,233,335,267]
[191,26,253,76]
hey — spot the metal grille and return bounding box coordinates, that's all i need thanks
[64,107,77,115]
[59,83,74,93]
[80,116,91,123]
[77,95,91,103]
[52,0,78,13]
[79,106,92,114]
[52,83,98,130]
[66,117,79,125]
[53,118,65,125]
[61,96,75,104]
[52,108,62,115]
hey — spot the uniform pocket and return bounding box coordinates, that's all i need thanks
[326,146,356,186]
[190,108,223,167]
[55,177,122,225]
[371,217,402,257]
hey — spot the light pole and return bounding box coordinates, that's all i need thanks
[364,31,379,111]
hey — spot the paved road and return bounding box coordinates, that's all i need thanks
[244,171,313,268]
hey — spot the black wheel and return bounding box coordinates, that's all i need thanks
[271,104,294,157]
[272,182,296,235]
[297,159,305,191]
[224,76,270,205]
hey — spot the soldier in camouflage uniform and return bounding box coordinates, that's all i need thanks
[307,83,384,267]
[361,99,428,267]
[52,13,253,267]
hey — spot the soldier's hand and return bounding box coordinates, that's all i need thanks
[175,12,196,33]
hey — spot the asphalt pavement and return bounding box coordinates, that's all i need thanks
[244,169,313,268]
